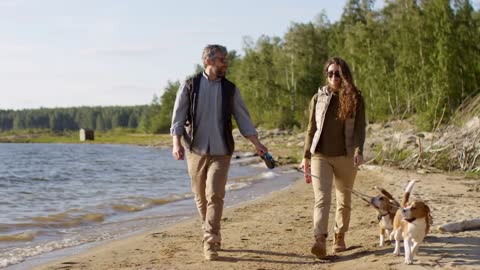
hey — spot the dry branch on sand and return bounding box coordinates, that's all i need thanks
[437,219,480,233]
[398,116,480,172]
[379,94,480,173]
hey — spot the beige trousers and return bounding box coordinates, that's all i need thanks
[311,154,357,237]
[186,152,231,244]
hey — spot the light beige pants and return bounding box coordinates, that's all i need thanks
[311,154,357,237]
[186,152,231,244]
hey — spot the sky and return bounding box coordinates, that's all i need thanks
[0,0,385,110]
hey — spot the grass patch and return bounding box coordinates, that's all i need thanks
[464,171,480,179]
[373,144,412,166]
[0,129,171,146]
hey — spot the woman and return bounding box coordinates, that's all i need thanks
[299,57,366,259]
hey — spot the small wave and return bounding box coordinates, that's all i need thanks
[31,212,105,227]
[147,198,172,205]
[31,177,49,181]
[226,182,249,191]
[32,213,69,223]
[81,213,105,222]
[259,171,278,179]
[224,171,279,191]
[0,231,36,242]
[229,171,279,183]
[112,204,146,212]
[0,231,114,268]
[111,193,193,213]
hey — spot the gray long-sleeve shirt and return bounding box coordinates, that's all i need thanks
[170,72,257,155]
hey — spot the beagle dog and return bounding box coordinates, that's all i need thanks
[391,180,432,264]
[370,186,400,247]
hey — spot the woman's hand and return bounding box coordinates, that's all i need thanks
[299,158,312,184]
[354,154,364,167]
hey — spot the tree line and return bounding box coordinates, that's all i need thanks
[227,0,480,130]
[0,106,147,132]
[1,0,479,133]
[0,79,180,133]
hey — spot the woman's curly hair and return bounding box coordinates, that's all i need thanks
[324,57,360,120]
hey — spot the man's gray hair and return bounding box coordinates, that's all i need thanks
[202,44,227,67]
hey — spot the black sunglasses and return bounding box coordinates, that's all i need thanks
[327,71,341,78]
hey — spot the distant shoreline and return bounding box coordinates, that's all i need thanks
[0,130,172,147]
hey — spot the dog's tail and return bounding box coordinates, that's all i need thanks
[401,180,416,207]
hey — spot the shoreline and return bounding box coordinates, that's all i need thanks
[29,180,303,270]
[30,166,480,270]
[4,162,299,270]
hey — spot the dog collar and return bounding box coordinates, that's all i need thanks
[377,212,388,222]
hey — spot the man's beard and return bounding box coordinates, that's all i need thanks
[214,67,226,78]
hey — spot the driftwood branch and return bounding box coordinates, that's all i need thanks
[437,218,480,233]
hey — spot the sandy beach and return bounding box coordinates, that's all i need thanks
[32,165,480,270]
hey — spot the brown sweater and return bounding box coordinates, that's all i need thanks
[303,91,366,159]
[316,93,346,156]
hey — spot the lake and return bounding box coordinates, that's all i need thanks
[0,143,297,268]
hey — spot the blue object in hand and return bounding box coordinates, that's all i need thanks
[262,152,276,169]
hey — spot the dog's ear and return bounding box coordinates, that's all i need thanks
[375,186,395,201]
[389,199,400,207]
[388,199,400,212]
[374,186,387,195]
[388,199,400,211]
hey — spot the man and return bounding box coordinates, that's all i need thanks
[170,44,268,261]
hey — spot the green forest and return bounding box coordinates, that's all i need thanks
[1,0,479,133]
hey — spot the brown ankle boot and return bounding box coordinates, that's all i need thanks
[203,241,218,261]
[311,234,327,259]
[332,233,346,253]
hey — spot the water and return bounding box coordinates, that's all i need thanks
[0,143,297,268]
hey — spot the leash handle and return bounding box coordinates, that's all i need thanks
[295,167,314,183]
[262,152,276,169]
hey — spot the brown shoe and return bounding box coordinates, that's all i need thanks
[332,233,346,253]
[203,241,218,261]
[213,242,222,251]
[311,234,327,259]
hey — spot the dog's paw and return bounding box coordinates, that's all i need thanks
[404,258,413,265]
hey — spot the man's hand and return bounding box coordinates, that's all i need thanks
[299,158,311,184]
[254,142,268,157]
[172,136,185,160]
[246,135,268,157]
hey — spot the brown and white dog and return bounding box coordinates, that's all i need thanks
[370,186,400,247]
[391,180,432,264]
